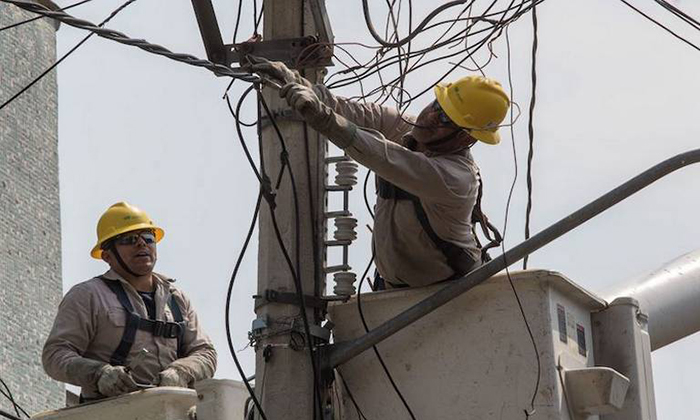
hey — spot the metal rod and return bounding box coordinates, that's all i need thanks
[324,149,700,369]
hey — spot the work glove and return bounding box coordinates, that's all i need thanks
[280,83,357,149]
[248,56,312,88]
[96,365,139,397]
[157,366,193,388]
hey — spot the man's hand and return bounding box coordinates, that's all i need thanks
[280,83,325,123]
[97,365,138,397]
[248,56,312,88]
[157,367,192,388]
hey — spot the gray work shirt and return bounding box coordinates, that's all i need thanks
[314,86,481,286]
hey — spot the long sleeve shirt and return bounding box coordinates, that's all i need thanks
[42,270,217,398]
[314,85,482,286]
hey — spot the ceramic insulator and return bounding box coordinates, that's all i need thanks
[335,161,358,186]
[334,217,357,241]
[333,271,357,296]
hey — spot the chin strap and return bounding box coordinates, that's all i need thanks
[107,242,148,278]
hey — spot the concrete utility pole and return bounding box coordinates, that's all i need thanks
[254,1,329,419]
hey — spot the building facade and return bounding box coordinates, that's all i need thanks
[0,1,64,414]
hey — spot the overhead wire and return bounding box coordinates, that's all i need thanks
[617,0,700,52]
[523,0,538,269]
[501,25,541,419]
[224,84,268,420]
[0,377,28,418]
[0,0,139,111]
[0,0,93,32]
[0,0,259,80]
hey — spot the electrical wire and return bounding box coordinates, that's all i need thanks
[0,0,259,80]
[523,0,538,270]
[0,409,21,420]
[0,377,28,418]
[0,0,139,112]
[257,88,325,419]
[617,0,700,53]
[502,26,541,419]
[0,0,93,32]
[355,254,417,420]
[224,85,269,420]
[338,371,370,420]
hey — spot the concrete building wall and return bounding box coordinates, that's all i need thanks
[0,2,64,414]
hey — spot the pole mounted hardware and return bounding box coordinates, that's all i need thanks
[254,289,328,311]
[189,0,334,70]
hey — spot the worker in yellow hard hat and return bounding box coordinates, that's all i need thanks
[251,59,508,288]
[43,202,216,401]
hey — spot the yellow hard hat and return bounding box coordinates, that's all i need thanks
[91,202,164,259]
[434,75,510,145]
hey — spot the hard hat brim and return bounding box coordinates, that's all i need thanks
[433,84,502,146]
[91,225,164,259]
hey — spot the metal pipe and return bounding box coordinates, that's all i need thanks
[604,249,700,351]
[324,149,700,369]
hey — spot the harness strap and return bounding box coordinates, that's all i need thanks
[99,277,186,365]
[376,177,477,278]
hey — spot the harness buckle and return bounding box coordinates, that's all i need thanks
[162,322,183,339]
[152,320,166,337]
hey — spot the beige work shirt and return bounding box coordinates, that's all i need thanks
[42,270,217,398]
[314,86,482,286]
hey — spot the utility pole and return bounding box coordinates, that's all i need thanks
[254,1,330,419]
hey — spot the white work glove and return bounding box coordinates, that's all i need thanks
[157,367,193,388]
[248,57,312,88]
[280,83,357,149]
[96,365,139,397]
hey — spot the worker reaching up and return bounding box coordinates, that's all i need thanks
[43,202,216,401]
[251,59,508,288]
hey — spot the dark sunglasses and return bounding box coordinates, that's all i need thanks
[431,100,457,126]
[113,231,156,247]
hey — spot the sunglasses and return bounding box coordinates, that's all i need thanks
[431,100,457,127]
[112,231,156,247]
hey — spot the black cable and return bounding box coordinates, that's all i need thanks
[523,2,538,270]
[0,377,28,418]
[224,86,269,420]
[503,27,541,419]
[362,0,472,48]
[0,409,21,420]
[362,169,375,219]
[257,89,325,419]
[355,254,417,420]
[617,0,700,53]
[232,0,243,43]
[338,371,369,420]
[0,0,93,32]
[0,0,138,112]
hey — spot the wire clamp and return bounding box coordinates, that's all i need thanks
[253,289,328,311]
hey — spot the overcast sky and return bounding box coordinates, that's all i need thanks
[45,0,700,416]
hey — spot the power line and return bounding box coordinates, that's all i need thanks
[0,0,93,32]
[0,0,259,80]
[1,0,140,111]
[617,0,700,53]
[523,0,538,269]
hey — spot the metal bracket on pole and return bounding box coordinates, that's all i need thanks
[226,36,333,70]
[189,0,227,64]
[254,289,328,311]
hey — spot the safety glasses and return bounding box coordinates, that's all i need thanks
[113,231,156,246]
[431,100,457,127]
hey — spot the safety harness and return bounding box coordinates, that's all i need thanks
[376,173,502,278]
[99,276,186,366]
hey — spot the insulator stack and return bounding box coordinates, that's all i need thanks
[324,155,359,296]
[334,217,357,241]
[335,161,358,186]
[333,271,358,296]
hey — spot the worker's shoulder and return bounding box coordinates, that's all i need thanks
[63,276,110,299]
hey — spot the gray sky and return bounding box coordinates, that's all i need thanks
[51,0,699,416]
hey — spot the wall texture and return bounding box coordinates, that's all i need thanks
[0,2,64,414]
